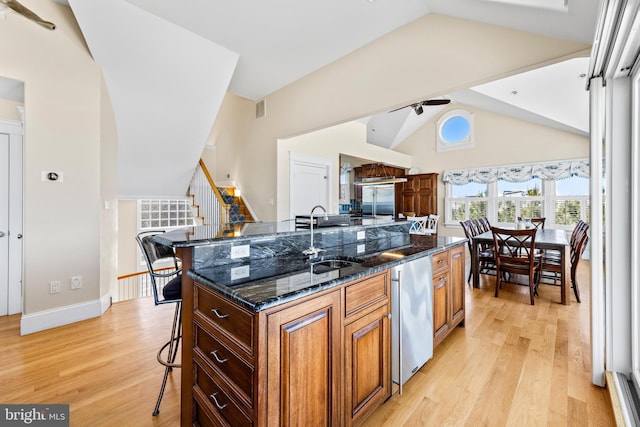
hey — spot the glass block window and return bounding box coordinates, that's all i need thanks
[139,199,195,230]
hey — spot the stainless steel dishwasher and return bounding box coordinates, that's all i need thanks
[391,255,433,394]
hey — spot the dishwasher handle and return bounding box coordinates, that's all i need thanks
[391,269,403,395]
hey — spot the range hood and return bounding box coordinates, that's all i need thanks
[353,163,408,186]
[354,176,407,186]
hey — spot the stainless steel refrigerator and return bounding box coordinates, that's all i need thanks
[391,255,434,393]
[361,184,395,217]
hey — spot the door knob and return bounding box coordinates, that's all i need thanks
[0,231,5,237]
[17,234,22,239]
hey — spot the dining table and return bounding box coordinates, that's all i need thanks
[471,228,571,305]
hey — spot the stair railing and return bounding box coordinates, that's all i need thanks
[189,159,229,232]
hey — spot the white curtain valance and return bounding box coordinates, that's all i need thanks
[443,158,590,185]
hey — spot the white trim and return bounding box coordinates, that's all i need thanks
[631,55,640,387]
[0,119,23,316]
[589,76,606,387]
[20,295,111,335]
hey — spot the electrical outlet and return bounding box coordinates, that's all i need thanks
[71,276,82,290]
[357,231,366,240]
[230,265,250,281]
[230,245,250,259]
[357,244,366,254]
[49,281,61,294]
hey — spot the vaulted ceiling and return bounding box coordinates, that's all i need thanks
[5,0,600,196]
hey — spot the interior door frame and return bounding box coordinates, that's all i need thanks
[289,152,333,219]
[0,118,23,315]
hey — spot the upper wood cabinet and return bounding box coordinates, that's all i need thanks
[353,163,406,201]
[398,173,438,216]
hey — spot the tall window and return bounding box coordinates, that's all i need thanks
[554,176,590,226]
[450,182,488,221]
[497,178,543,223]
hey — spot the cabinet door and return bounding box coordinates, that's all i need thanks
[433,271,449,346]
[401,177,418,214]
[449,244,465,327]
[266,291,342,427]
[415,174,437,216]
[344,304,390,427]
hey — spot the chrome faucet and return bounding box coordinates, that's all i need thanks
[303,205,328,257]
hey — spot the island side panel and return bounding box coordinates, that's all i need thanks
[177,246,194,427]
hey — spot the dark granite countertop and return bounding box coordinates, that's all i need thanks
[154,217,402,248]
[188,234,467,312]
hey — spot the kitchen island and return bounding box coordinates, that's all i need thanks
[155,219,466,426]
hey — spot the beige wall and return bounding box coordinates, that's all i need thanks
[395,105,589,237]
[277,120,411,219]
[203,92,253,185]
[117,200,140,277]
[210,14,589,222]
[0,2,113,318]
[100,76,118,297]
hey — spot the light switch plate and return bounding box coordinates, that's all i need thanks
[357,231,366,240]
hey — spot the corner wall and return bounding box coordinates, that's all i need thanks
[0,2,113,333]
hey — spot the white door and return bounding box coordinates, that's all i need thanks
[0,120,23,316]
[290,155,331,218]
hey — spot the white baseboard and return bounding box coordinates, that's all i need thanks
[20,294,112,336]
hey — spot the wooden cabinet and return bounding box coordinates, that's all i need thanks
[398,173,438,216]
[353,163,406,202]
[432,244,466,348]
[266,290,342,426]
[185,270,391,427]
[343,274,391,427]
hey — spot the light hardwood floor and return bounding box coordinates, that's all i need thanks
[364,260,615,427]
[0,261,614,426]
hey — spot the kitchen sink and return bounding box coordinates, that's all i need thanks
[307,256,364,274]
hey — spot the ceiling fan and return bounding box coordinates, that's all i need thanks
[0,0,56,30]
[389,98,450,115]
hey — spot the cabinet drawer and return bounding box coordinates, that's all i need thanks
[432,250,449,274]
[193,360,253,427]
[195,282,255,355]
[194,322,255,405]
[344,271,389,319]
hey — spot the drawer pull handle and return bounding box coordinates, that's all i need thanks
[437,259,446,264]
[211,350,228,363]
[211,308,229,319]
[210,392,228,410]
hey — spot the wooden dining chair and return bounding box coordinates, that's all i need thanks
[491,226,542,305]
[460,220,495,283]
[541,220,589,302]
[517,216,546,229]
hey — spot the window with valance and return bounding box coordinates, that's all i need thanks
[444,159,590,229]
